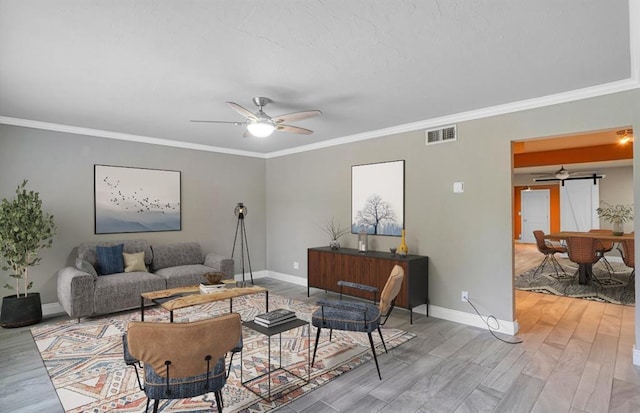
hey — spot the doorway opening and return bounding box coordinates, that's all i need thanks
[511,127,634,308]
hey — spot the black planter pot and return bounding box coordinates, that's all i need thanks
[1,293,42,328]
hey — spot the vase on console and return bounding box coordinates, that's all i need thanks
[323,217,348,250]
[397,229,408,256]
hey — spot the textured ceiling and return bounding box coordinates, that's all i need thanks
[0,0,637,157]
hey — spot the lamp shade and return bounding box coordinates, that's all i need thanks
[234,202,247,218]
[247,121,275,137]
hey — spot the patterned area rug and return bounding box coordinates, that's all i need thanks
[31,293,414,412]
[515,261,635,305]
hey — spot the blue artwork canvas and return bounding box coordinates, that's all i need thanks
[94,165,181,234]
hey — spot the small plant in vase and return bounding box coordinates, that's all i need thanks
[596,202,633,236]
[322,217,349,250]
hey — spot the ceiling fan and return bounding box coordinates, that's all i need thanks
[191,97,322,138]
[533,166,604,185]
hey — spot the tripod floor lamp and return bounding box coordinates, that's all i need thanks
[231,202,253,284]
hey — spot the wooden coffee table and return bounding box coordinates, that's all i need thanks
[140,280,268,322]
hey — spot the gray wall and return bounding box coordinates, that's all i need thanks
[0,125,267,305]
[1,89,638,347]
[266,89,640,324]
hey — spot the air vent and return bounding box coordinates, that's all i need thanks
[425,125,457,145]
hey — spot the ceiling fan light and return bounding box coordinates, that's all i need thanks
[247,121,275,138]
[555,170,570,180]
[617,129,633,144]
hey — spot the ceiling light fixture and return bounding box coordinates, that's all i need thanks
[246,120,275,138]
[617,129,633,144]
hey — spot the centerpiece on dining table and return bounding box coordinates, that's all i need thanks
[596,202,634,236]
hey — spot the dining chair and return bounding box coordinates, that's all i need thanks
[566,237,603,286]
[588,229,615,277]
[618,238,635,287]
[532,230,568,279]
[123,313,242,413]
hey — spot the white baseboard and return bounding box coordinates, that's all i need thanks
[428,304,519,336]
[266,270,308,286]
[634,345,640,366]
[263,272,518,335]
[232,270,269,281]
[42,302,65,317]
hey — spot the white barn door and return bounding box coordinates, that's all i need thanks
[560,180,599,232]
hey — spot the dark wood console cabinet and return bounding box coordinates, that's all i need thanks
[307,247,429,323]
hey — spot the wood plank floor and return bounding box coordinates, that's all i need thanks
[1,244,638,412]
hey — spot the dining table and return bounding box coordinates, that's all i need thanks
[544,231,634,284]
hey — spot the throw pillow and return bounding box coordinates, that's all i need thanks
[123,252,147,273]
[75,258,98,278]
[96,244,125,275]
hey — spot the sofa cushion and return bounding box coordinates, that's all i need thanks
[154,264,213,289]
[78,239,153,270]
[124,252,147,273]
[75,258,98,278]
[96,244,124,275]
[152,242,203,271]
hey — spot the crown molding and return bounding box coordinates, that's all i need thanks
[2,0,639,161]
[3,77,637,161]
[266,77,640,159]
[0,116,268,159]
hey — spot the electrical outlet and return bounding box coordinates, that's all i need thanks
[461,291,469,302]
[293,261,299,270]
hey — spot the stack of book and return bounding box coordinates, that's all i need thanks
[253,309,296,327]
[199,282,225,294]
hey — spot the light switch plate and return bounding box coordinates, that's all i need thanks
[453,182,464,193]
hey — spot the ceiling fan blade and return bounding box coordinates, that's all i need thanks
[276,124,314,135]
[272,110,322,124]
[190,120,244,125]
[226,102,257,120]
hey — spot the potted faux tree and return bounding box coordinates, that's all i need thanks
[0,180,56,328]
[322,217,349,250]
[596,201,633,236]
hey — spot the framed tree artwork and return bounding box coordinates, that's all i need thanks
[351,160,404,236]
[94,165,181,234]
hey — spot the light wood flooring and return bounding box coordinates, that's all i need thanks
[1,245,639,412]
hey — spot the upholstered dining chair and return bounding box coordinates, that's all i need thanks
[589,229,615,276]
[311,264,404,380]
[566,237,603,286]
[123,313,242,413]
[532,230,568,278]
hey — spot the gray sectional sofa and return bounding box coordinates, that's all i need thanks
[56,240,234,319]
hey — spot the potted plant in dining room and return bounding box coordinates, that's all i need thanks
[322,217,350,250]
[596,201,633,236]
[0,180,56,328]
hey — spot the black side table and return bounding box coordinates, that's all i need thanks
[241,317,310,401]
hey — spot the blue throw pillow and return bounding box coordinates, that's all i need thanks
[96,244,124,275]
